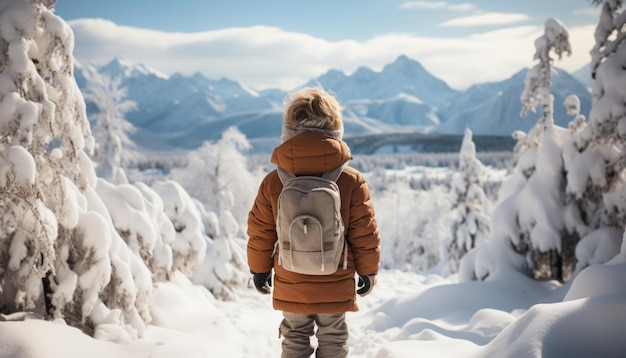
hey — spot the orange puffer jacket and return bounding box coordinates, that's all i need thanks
[247,132,381,314]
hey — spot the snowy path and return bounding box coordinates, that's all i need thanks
[208,270,443,358]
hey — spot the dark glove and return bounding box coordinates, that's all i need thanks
[252,271,272,295]
[356,274,377,297]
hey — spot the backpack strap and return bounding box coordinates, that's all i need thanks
[276,167,295,185]
[321,162,348,182]
[277,162,348,185]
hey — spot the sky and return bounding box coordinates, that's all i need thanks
[53,0,601,91]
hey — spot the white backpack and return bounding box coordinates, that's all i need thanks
[276,163,348,275]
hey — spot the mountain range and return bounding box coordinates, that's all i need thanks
[74,55,592,153]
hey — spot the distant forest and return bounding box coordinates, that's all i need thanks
[344,132,516,155]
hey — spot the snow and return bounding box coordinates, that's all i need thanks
[2,260,626,357]
[1,125,624,358]
[2,1,626,357]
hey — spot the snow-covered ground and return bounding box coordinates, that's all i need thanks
[2,256,626,358]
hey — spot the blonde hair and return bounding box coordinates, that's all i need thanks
[281,87,344,142]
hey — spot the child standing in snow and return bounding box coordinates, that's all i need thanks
[247,87,381,358]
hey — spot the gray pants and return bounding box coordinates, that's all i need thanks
[279,311,349,358]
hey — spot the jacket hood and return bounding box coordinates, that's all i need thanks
[271,132,352,175]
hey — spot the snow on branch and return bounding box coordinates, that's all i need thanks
[520,18,571,125]
[591,0,626,79]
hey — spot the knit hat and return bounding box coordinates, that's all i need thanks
[281,87,344,143]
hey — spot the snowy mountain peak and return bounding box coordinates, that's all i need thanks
[75,55,591,151]
[317,68,348,83]
[435,67,592,135]
[381,55,457,103]
[100,57,169,80]
[306,55,457,105]
[190,72,208,81]
[352,66,377,81]
[382,54,427,77]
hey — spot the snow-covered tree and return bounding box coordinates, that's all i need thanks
[563,0,626,273]
[445,129,491,274]
[191,228,249,300]
[508,18,571,184]
[171,126,257,234]
[375,178,448,272]
[582,0,626,212]
[512,18,577,281]
[150,180,207,276]
[462,5,626,283]
[83,71,137,184]
[0,0,92,312]
[510,18,569,175]
[521,18,572,126]
[150,179,248,299]
[460,18,579,282]
[156,128,255,298]
[0,0,152,339]
[590,0,626,81]
[95,179,175,281]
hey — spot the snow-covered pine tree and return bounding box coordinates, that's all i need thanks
[0,0,154,339]
[171,126,257,234]
[0,0,93,312]
[445,129,491,274]
[512,18,578,281]
[562,0,626,273]
[586,0,626,220]
[521,19,571,126]
[590,0,626,81]
[150,180,207,276]
[560,94,594,277]
[459,18,581,282]
[496,19,572,224]
[83,71,137,184]
[517,19,580,281]
[512,18,572,182]
[168,127,253,297]
[95,179,175,282]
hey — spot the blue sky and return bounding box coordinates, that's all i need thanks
[54,0,600,90]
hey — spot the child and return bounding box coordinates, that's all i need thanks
[247,86,380,358]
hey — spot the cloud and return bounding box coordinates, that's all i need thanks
[67,19,594,91]
[559,24,596,72]
[442,12,530,27]
[448,4,477,12]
